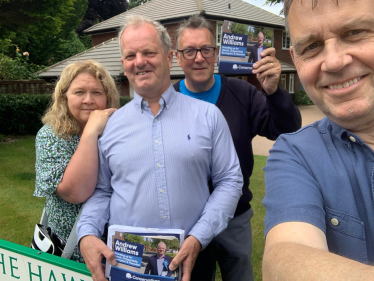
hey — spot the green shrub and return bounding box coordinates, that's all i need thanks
[0,94,51,135]
[291,90,314,106]
[120,96,133,107]
[0,50,43,81]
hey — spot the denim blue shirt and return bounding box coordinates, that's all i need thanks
[77,85,243,249]
[264,117,374,264]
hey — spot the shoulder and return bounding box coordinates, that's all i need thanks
[271,117,333,157]
[165,255,172,261]
[221,75,258,98]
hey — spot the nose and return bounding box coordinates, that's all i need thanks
[321,40,352,72]
[82,93,94,104]
[194,50,205,63]
[134,53,147,67]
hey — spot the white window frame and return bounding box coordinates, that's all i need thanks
[281,74,287,90]
[282,31,291,50]
[216,21,224,46]
[289,73,295,93]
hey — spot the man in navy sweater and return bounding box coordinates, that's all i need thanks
[174,15,302,281]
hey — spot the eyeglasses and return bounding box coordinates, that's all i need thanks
[177,47,216,60]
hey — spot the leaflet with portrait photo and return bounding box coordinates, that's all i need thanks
[105,225,184,281]
[218,20,273,74]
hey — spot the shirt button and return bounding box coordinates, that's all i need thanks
[349,136,356,143]
[166,105,170,109]
[154,118,157,122]
[155,140,159,144]
[331,218,339,226]
[142,101,146,105]
[160,189,164,193]
[162,215,166,219]
[157,163,161,168]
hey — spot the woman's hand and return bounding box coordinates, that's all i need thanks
[84,108,117,136]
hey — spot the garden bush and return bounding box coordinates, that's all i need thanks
[0,94,133,135]
[291,90,314,106]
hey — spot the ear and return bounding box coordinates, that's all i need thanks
[167,50,173,69]
[121,58,127,76]
[290,46,295,65]
[176,50,182,67]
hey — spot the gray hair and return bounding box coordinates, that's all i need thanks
[284,0,340,34]
[176,15,215,49]
[118,14,172,58]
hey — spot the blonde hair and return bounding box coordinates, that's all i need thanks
[42,60,120,137]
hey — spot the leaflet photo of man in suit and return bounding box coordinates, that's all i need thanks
[144,242,173,276]
[248,32,268,63]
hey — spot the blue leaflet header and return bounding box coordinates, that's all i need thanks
[113,239,144,268]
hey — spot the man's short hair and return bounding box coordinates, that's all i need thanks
[118,14,172,58]
[157,242,166,248]
[284,0,340,34]
[176,15,216,48]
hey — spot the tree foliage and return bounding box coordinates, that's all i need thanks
[128,0,151,9]
[265,0,284,14]
[0,0,88,65]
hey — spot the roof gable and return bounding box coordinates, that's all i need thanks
[85,0,285,34]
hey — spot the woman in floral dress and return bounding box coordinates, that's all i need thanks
[34,60,120,262]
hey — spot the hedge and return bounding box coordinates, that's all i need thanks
[0,94,133,135]
[291,90,314,106]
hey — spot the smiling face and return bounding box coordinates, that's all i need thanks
[120,23,173,101]
[176,28,217,92]
[66,72,107,130]
[257,32,264,47]
[288,0,374,130]
[157,243,166,258]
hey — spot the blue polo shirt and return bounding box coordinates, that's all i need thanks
[178,74,221,105]
[264,117,374,264]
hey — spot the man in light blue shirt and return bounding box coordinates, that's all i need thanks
[77,14,242,281]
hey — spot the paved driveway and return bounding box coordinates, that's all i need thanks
[252,105,325,156]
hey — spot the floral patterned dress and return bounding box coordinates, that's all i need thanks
[34,125,84,263]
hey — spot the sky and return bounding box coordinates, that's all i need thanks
[243,0,284,17]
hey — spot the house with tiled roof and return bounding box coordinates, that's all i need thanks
[40,0,300,96]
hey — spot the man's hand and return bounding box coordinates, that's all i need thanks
[80,235,117,281]
[252,47,281,95]
[169,235,201,281]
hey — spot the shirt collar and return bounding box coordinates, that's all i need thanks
[133,84,176,113]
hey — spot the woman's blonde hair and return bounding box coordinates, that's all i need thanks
[42,60,120,137]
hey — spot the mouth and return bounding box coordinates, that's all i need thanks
[137,71,151,76]
[325,76,364,90]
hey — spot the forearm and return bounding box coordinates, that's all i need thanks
[56,129,100,204]
[263,242,374,281]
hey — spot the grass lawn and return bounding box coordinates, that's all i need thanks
[0,136,267,280]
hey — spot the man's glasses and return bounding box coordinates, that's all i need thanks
[177,47,216,60]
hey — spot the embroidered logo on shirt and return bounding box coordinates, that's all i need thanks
[188,134,191,140]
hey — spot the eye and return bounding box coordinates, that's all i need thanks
[306,42,319,51]
[93,91,103,95]
[347,29,364,36]
[125,54,135,60]
[75,91,84,95]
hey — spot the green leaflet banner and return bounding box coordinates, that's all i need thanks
[0,239,92,281]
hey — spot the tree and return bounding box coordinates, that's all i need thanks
[0,0,88,65]
[128,0,151,9]
[76,0,128,36]
[265,0,284,14]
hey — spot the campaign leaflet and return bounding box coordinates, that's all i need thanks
[105,225,184,281]
[218,20,273,74]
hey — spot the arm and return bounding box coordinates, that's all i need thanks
[76,136,116,280]
[56,108,116,204]
[144,259,151,275]
[263,222,374,281]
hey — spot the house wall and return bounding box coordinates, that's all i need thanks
[92,31,118,47]
[273,29,293,65]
